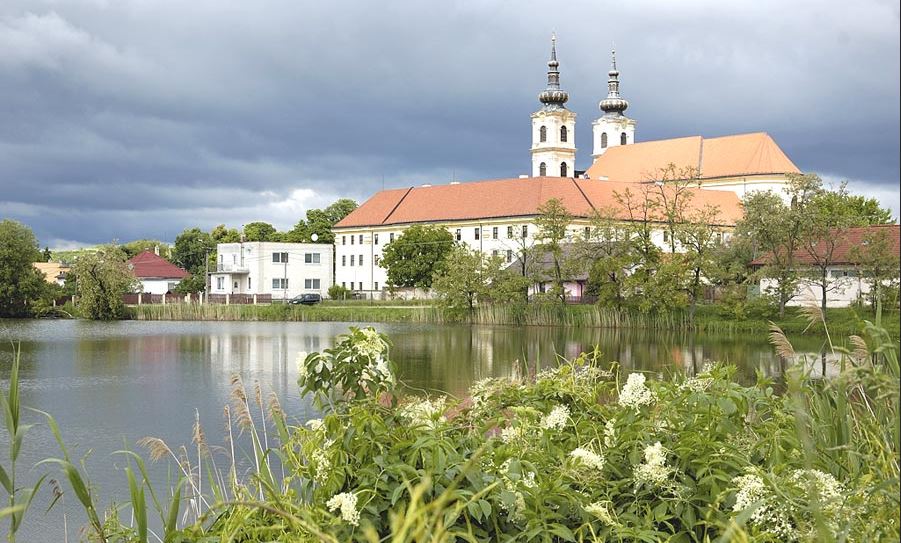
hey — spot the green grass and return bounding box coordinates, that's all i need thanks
[130,302,426,322]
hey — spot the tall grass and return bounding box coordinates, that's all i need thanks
[131,303,425,323]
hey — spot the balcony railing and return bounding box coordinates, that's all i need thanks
[216,263,250,273]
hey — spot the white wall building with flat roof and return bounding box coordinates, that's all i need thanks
[210,242,333,300]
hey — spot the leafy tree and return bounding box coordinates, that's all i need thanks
[648,163,699,254]
[432,247,489,317]
[533,198,573,304]
[381,225,455,288]
[840,194,895,225]
[173,228,215,294]
[120,240,170,259]
[286,199,358,244]
[580,206,632,308]
[614,185,664,310]
[243,222,279,242]
[210,224,241,243]
[677,204,723,323]
[42,246,52,262]
[328,283,352,300]
[849,227,900,310]
[71,245,137,320]
[0,220,48,317]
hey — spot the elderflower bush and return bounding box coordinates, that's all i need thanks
[276,330,897,542]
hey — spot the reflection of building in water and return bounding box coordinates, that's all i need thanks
[789,352,843,379]
[208,330,325,376]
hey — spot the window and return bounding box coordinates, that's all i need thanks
[539,125,547,142]
[359,254,363,265]
[507,226,513,238]
[374,282,379,290]
[492,226,498,239]
[272,278,288,289]
[560,125,568,142]
[601,132,608,148]
[342,255,346,266]
[521,225,528,238]
[474,227,480,240]
[232,254,236,264]
[247,277,251,289]
[389,233,395,243]
[492,250,499,257]
[351,235,354,245]
[455,228,461,241]
[350,255,355,266]
[374,255,380,266]
[359,234,363,244]
[358,282,362,291]
[272,252,288,263]
[539,162,547,176]
[621,132,628,145]
[506,250,513,263]
[304,252,321,264]
[374,233,379,245]
[304,278,321,289]
[342,281,346,288]
[663,230,670,243]
[216,277,224,290]
[560,162,568,177]
[584,226,591,238]
[342,236,346,245]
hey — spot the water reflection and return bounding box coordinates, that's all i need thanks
[0,318,828,541]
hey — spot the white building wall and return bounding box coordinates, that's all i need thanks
[211,242,333,299]
[334,218,709,292]
[699,176,792,202]
[760,267,873,308]
[139,278,181,295]
[591,116,636,158]
[530,110,576,177]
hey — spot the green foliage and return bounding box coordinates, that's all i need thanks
[243,221,279,242]
[287,199,358,244]
[120,240,170,259]
[431,247,525,320]
[328,283,352,300]
[381,225,455,288]
[172,228,215,294]
[849,228,901,310]
[0,219,48,318]
[211,224,241,243]
[533,198,573,304]
[71,245,137,320]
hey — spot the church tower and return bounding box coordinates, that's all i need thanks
[531,35,576,177]
[592,50,636,158]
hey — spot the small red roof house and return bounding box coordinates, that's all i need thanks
[127,251,189,294]
[751,224,900,308]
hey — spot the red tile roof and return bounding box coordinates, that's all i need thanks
[751,224,900,266]
[127,251,189,279]
[335,177,743,228]
[585,132,800,181]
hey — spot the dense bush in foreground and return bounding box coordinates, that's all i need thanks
[3,324,899,542]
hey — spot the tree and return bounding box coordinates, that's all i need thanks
[211,224,241,243]
[381,225,455,288]
[173,228,215,294]
[533,198,573,304]
[841,194,895,225]
[614,185,664,310]
[431,247,489,317]
[42,246,52,262]
[286,199,358,244]
[677,204,723,323]
[0,220,48,317]
[580,206,632,308]
[649,163,699,254]
[120,240,170,259]
[243,222,278,242]
[849,228,900,310]
[71,245,137,320]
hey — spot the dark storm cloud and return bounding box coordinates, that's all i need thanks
[0,0,898,246]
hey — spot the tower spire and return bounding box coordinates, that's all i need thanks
[538,33,568,110]
[599,48,628,117]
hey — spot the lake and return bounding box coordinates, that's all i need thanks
[0,319,825,540]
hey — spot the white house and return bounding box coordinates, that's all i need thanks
[755,224,900,308]
[127,251,188,294]
[210,241,333,300]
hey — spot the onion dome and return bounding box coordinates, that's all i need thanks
[538,34,569,111]
[599,49,629,117]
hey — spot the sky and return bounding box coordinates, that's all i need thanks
[1,0,899,248]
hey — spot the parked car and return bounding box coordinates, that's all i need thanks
[288,293,322,305]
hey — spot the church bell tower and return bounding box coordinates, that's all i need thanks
[531,35,576,177]
[592,50,636,158]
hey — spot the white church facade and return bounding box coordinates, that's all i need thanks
[334,37,801,294]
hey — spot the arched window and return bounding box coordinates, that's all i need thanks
[601,132,608,148]
[539,126,547,143]
[560,125,568,142]
[620,132,628,145]
[560,162,568,177]
[539,162,547,176]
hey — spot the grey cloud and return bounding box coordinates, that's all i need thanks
[0,0,898,245]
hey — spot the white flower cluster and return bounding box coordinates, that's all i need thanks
[618,373,655,409]
[633,442,670,487]
[732,472,794,540]
[326,492,360,526]
[360,355,394,385]
[311,440,333,484]
[296,351,309,377]
[540,405,570,431]
[790,469,843,509]
[305,418,324,431]
[497,459,533,521]
[399,396,446,428]
[603,419,616,448]
[500,424,526,443]
[679,376,713,393]
[569,447,606,472]
[584,501,618,526]
[356,328,387,359]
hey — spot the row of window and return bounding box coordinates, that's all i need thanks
[599,132,628,149]
[341,233,395,246]
[341,254,378,267]
[271,278,322,289]
[538,162,568,177]
[538,125,568,143]
[341,281,378,291]
[271,252,321,264]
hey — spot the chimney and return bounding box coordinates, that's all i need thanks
[154,245,160,256]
